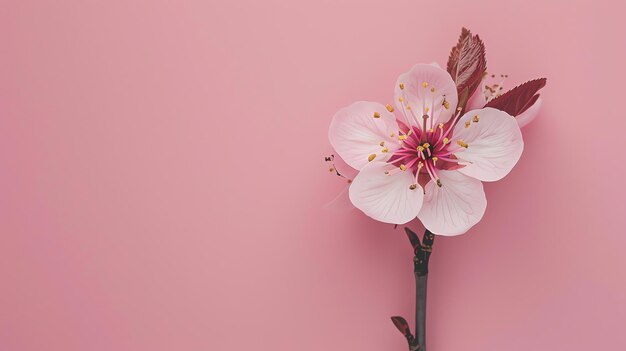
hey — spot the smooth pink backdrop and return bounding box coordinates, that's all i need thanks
[1,0,625,350]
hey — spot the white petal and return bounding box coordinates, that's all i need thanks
[349,162,423,225]
[418,170,486,236]
[466,79,488,111]
[516,97,542,128]
[329,101,401,170]
[394,64,458,129]
[452,107,524,182]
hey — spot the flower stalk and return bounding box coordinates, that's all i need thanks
[413,229,434,351]
[392,228,435,351]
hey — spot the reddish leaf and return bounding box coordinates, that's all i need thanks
[446,28,471,74]
[391,316,412,337]
[485,78,547,116]
[446,28,487,110]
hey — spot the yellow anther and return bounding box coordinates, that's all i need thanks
[473,115,480,123]
[390,132,395,137]
[457,140,469,148]
[425,107,430,113]
[422,82,429,88]
[368,154,376,162]
[379,141,385,147]
[432,156,438,163]
[399,83,405,90]
[386,104,395,112]
[407,129,413,136]
[398,97,404,102]
[443,100,450,109]
[329,167,335,172]
[443,137,449,145]
[438,123,444,129]
[406,105,412,110]
[399,164,407,171]
[430,87,435,93]
[429,128,434,133]
[465,121,471,128]
[423,143,430,148]
[417,146,425,151]
[398,134,408,141]
[417,161,424,169]
[436,179,442,187]
[373,112,381,118]
[381,147,389,153]
[409,184,417,190]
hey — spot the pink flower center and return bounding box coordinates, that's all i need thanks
[387,117,467,187]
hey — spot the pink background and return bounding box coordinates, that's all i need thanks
[1,0,625,350]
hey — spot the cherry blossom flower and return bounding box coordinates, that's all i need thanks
[328,64,523,235]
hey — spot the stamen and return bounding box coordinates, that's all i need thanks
[389,154,413,165]
[398,97,403,102]
[399,83,405,90]
[436,179,442,187]
[423,143,430,148]
[443,137,449,145]
[409,184,417,190]
[373,112,381,118]
[422,82,429,88]
[399,164,407,171]
[390,132,395,138]
[412,161,424,186]
[465,121,471,128]
[379,141,385,147]
[438,107,465,147]
[398,134,408,141]
[368,154,377,162]
[424,161,439,185]
[473,115,480,123]
[438,156,460,163]
[386,104,394,112]
[457,140,469,148]
[381,147,389,153]
[442,99,450,109]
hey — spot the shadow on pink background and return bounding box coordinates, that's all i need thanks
[1,0,625,350]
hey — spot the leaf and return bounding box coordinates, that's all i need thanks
[485,78,547,116]
[446,28,471,74]
[404,227,421,253]
[447,28,487,109]
[391,316,412,337]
